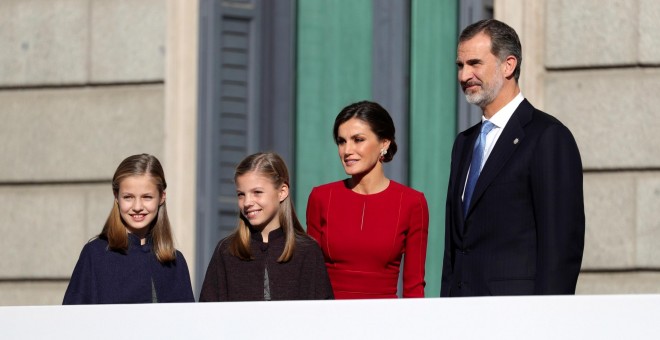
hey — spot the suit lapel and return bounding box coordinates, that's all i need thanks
[466,100,534,217]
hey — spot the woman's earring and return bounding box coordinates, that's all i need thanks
[380,149,387,157]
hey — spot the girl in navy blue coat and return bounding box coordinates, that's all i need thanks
[63,154,194,304]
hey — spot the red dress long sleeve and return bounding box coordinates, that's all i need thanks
[306,180,429,299]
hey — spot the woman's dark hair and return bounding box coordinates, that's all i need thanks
[101,153,176,263]
[332,100,398,162]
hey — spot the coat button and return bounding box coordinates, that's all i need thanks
[458,281,463,289]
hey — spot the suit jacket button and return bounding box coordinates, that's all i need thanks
[458,281,463,289]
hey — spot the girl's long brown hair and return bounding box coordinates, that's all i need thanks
[228,152,305,262]
[100,154,176,263]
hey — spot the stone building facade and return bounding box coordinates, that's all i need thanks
[0,0,657,305]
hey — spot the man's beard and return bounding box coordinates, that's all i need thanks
[464,71,503,108]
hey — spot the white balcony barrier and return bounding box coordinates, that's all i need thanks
[1,294,659,339]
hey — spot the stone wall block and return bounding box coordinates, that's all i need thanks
[581,173,636,269]
[86,188,113,240]
[0,85,165,182]
[545,69,660,169]
[577,272,660,294]
[636,175,660,267]
[638,0,660,64]
[0,281,69,306]
[0,184,107,278]
[90,0,166,82]
[0,0,88,86]
[638,68,660,159]
[545,0,637,68]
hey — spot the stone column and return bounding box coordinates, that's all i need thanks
[165,0,200,289]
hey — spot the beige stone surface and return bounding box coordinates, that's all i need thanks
[165,0,200,287]
[582,173,636,270]
[86,186,113,240]
[495,0,547,108]
[0,85,165,182]
[636,175,660,267]
[0,184,109,278]
[90,0,166,82]
[639,0,660,64]
[0,0,165,86]
[582,172,660,271]
[0,281,69,306]
[545,0,637,68]
[577,272,660,294]
[544,69,660,169]
[0,0,88,86]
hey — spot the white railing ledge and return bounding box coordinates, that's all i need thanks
[1,294,659,339]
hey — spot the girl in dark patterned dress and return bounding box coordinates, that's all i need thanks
[200,152,333,301]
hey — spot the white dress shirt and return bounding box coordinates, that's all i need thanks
[462,92,525,202]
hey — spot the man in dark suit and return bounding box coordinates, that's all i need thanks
[441,19,585,296]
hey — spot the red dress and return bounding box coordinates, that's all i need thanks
[306,180,429,299]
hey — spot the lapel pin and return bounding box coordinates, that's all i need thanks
[513,138,519,145]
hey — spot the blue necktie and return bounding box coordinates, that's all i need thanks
[463,120,495,216]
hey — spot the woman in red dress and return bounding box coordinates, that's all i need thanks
[306,101,429,299]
